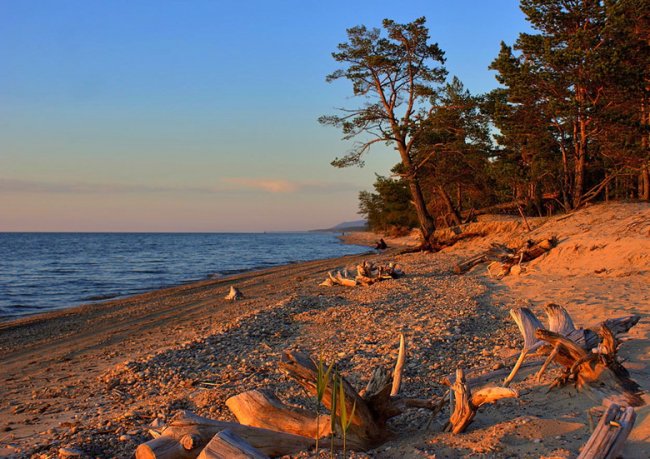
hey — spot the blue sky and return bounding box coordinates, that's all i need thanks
[0,1,530,231]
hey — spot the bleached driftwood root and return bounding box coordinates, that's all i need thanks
[503,307,546,387]
[504,304,639,387]
[577,403,637,459]
[443,368,518,434]
[536,325,643,406]
[320,261,404,288]
[224,286,244,301]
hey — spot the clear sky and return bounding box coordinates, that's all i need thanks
[0,0,530,232]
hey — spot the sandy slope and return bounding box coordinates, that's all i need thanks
[0,202,648,458]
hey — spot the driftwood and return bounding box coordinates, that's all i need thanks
[503,307,546,387]
[577,403,637,459]
[536,325,643,406]
[277,346,444,450]
[135,411,315,459]
[320,261,404,288]
[224,286,244,301]
[391,333,406,396]
[454,237,558,275]
[453,254,487,274]
[197,430,269,459]
[504,304,639,387]
[443,368,518,434]
[226,390,330,439]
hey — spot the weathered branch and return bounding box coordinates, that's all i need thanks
[577,403,636,459]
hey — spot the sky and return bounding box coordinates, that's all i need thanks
[0,1,531,232]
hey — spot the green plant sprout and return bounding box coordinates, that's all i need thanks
[330,372,339,459]
[315,355,334,453]
[338,373,356,458]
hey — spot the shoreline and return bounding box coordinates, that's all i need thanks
[0,249,376,331]
[0,237,373,325]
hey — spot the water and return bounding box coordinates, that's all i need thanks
[0,232,369,319]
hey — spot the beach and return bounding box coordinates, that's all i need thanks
[1,202,649,458]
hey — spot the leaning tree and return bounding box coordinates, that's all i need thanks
[319,17,447,247]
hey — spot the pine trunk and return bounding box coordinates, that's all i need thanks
[642,163,650,201]
[398,144,436,245]
[573,117,587,209]
[437,185,462,227]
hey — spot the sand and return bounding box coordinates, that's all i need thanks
[0,202,648,458]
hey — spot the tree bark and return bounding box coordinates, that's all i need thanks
[396,142,436,246]
[641,163,650,201]
[407,177,436,244]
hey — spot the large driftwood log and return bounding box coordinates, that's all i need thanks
[197,430,269,459]
[226,390,330,439]
[443,368,518,434]
[135,411,315,459]
[577,403,637,459]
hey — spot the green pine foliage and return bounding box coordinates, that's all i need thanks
[333,3,648,227]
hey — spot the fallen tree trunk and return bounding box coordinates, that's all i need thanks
[577,403,636,459]
[135,411,315,459]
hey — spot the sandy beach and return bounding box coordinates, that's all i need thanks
[1,202,649,458]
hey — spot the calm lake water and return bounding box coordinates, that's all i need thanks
[0,232,369,319]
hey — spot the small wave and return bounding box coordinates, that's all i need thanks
[83,293,121,301]
[5,304,40,310]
